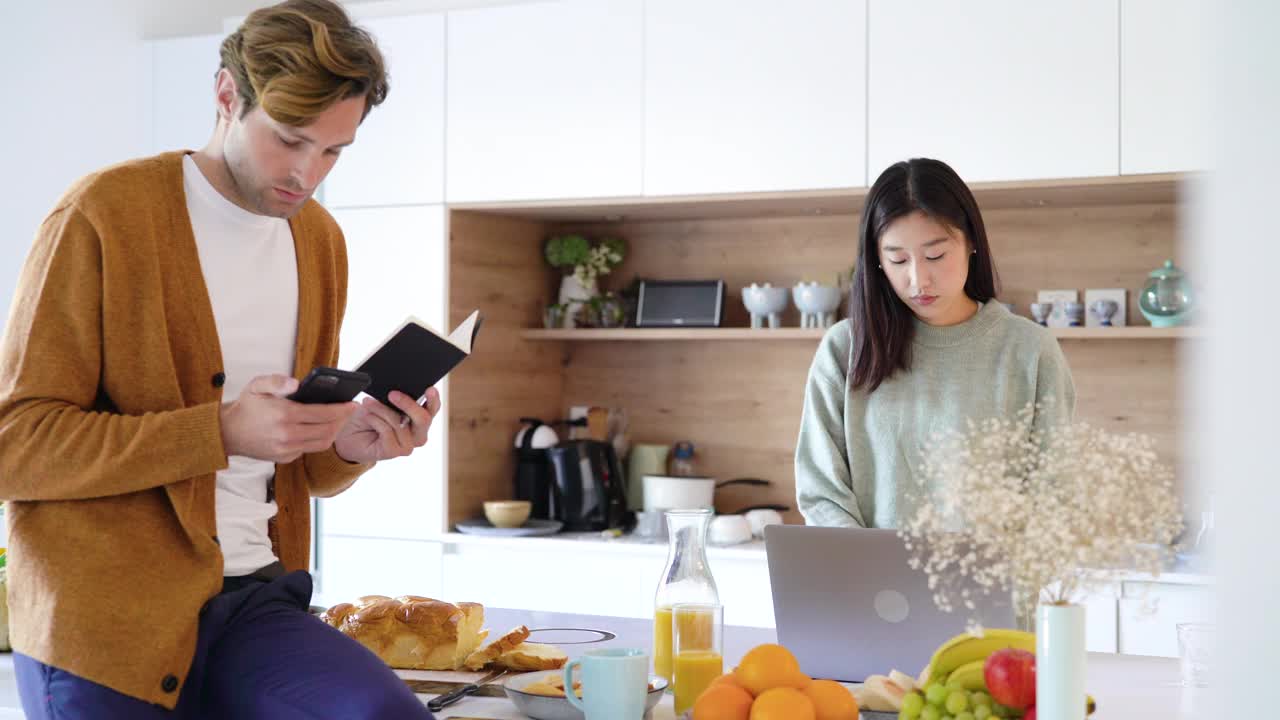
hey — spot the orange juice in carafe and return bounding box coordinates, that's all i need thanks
[651,509,719,683]
[673,650,724,714]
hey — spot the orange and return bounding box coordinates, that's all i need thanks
[708,672,749,693]
[692,684,754,720]
[734,644,812,696]
[750,687,816,720]
[803,679,860,720]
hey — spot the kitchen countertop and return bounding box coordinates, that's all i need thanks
[0,608,1207,718]
[438,530,1216,583]
[436,529,768,560]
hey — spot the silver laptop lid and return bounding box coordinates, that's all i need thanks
[764,524,1014,683]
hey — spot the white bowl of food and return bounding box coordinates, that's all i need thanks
[503,670,667,720]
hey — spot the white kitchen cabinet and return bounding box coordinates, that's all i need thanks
[1118,580,1214,657]
[320,205,447,540]
[321,14,445,208]
[150,33,223,153]
[445,0,644,203]
[643,0,867,196]
[868,1,1119,182]
[1120,0,1209,174]
[314,535,444,608]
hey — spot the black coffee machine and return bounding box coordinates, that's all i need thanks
[546,439,631,532]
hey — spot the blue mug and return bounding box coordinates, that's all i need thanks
[562,648,649,720]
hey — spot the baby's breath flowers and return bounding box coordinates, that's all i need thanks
[900,403,1183,624]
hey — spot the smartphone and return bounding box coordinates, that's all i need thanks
[287,367,372,405]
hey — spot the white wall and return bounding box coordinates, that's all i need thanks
[0,0,151,338]
[1195,3,1280,716]
[143,0,539,37]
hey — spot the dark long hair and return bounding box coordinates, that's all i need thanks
[848,158,1000,392]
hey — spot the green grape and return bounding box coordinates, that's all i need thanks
[955,713,976,720]
[902,691,927,718]
[926,682,949,706]
[945,689,970,715]
[921,705,943,720]
[973,705,993,720]
[941,716,955,720]
[899,712,912,720]
[970,691,993,708]
[991,703,1012,718]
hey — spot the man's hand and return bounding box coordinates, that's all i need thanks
[333,387,440,464]
[219,374,359,464]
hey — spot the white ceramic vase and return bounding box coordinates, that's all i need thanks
[558,274,596,329]
[1036,603,1086,720]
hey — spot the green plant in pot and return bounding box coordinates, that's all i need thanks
[543,235,628,328]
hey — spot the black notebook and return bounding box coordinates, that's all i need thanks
[352,310,483,409]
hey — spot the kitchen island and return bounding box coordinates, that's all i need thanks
[0,607,1206,717]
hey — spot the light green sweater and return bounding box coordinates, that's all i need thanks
[795,302,1075,528]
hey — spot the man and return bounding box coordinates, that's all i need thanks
[0,2,439,717]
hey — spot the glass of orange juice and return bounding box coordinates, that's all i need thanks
[672,603,723,715]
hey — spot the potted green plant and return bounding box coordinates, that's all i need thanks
[544,235,627,328]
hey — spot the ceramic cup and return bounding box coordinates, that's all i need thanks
[1090,299,1120,327]
[627,444,670,511]
[1063,301,1085,327]
[1029,302,1053,326]
[562,648,650,720]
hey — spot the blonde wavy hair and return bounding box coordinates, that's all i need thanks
[220,0,389,127]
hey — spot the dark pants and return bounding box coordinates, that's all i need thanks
[14,570,435,719]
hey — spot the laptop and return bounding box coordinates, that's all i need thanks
[764,525,1015,683]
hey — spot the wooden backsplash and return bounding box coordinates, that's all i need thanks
[449,201,1189,527]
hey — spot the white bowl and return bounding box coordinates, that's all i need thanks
[742,283,789,315]
[503,670,667,720]
[709,514,754,545]
[792,282,843,313]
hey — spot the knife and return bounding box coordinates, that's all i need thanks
[426,668,508,712]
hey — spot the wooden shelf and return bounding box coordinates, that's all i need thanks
[521,326,1204,341]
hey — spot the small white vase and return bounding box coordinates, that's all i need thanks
[558,274,596,329]
[1036,603,1086,720]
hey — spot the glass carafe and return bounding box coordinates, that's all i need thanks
[652,509,719,684]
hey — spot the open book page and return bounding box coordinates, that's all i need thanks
[446,310,482,354]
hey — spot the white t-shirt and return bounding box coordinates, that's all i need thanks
[182,154,299,577]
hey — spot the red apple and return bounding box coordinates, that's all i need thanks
[984,648,1036,710]
[1025,707,1037,720]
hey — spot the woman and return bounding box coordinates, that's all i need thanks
[795,158,1075,528]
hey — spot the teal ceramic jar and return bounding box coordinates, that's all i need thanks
[1139,260,1194,327]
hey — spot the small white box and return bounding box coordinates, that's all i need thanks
[1037,290,1079,328]
[1084,288,1128,327]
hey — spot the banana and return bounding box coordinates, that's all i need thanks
[889,669,917,693]
[860,674,908,712]
[917,628,1036,687]
[943,659,987,692]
